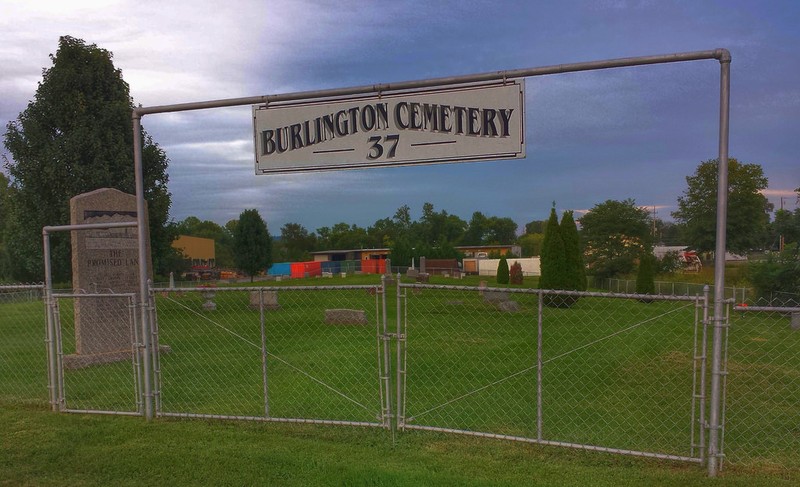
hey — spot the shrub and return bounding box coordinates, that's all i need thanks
[636,250,656,301]
[510,261,523,285]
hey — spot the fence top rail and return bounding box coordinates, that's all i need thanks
[399,282,701,302]
[0,284,44,290]
[52,292,138,299]
[735,305,800,313]
[159,285,383,292]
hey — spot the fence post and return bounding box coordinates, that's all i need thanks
[42,230,59,411]
[707,50,731,477]
[537,290,544,441]
[396,273,405,431]
[259,289,270,418]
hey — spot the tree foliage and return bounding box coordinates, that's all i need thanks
[509,261,523,285]
[748,243,800,305]
[496,256,510,285]
[580,199,651,280]
[539,208,568,291]
[673,158,770,254]
[175,216,235,268]
[277,222,317,262]
[560,211,586,292]
[233,209,272,281]
[2,36,173,282]
[635,251,657,297]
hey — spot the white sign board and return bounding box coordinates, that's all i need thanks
[253,81,525,174]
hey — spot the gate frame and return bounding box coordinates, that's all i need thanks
[130,49,731,476]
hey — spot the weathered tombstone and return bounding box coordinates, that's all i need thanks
[406,268,419,279]
[419,256,427,274]
[324,309,368,325]
[65,188,152,368]
[249,290,280,310]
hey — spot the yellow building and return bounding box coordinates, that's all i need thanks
[171,235,215,267]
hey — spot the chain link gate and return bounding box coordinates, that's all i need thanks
[396,282,710,463]
[49,292,143,415]
[150,284,391,428]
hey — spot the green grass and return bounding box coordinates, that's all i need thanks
[2,280,799,482]
[0,401,796,487]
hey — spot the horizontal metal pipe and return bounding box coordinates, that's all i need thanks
[734,305,800,313]
[162,285,382,292]
[404,424,702,463]
[0,284,44,290]
[63,409,141,417]
[157,411,383,428]
[399,283,700,302]
[135,49,728,116]
[52,292,137,299]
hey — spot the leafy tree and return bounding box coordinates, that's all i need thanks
[748,243,800,305]
[463,211,488,246]
[0,173,10,279]
[524,219,547,235]
[517,232,543,257]
[560,211,586,291]
[673,158,770,254]
[175,216,235,268]
[388,236,414,268]
[3,36,172,282]
[485,217,518,244]
[233,209,272,282]
[580,199,651,280]
[496,256,510,285]
[278,222,317,262]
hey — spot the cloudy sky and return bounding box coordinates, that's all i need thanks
[2,0,798,233]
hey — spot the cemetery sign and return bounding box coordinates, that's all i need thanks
[253,81,525,174]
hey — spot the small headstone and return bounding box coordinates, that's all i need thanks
[249,290,280,310]
[484,290,509,303]
[791,312,800,331]
[324,309,368,325]
[416,273,430,283]
[419,256,427,274]
[169,272,175,288]
[406,268,419,278]
[65,188,152,368]
[496,300,521,313]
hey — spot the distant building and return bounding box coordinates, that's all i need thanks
[172,235,216,268]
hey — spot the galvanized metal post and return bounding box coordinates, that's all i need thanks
[537,290,544,441]
[707,50,731,477]
[42,230,58,411]
[396,273,405,430]
[259,289,270,418]
[132,113,153,421]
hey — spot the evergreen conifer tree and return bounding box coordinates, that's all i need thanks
[560,211,587,291]
[496,256,510,285]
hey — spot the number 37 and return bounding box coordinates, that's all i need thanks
[367,134,399,160]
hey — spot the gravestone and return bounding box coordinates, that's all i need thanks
[249,290,280,310]
[65,188,152,368]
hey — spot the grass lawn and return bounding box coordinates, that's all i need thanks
[0,401,795,487]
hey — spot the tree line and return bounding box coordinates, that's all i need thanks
[1,36,798,301]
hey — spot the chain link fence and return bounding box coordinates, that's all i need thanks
[722,297,800,476]
[0,284,48,406]
[2,280,799,477]
[398,283,704,462]
[152,285,389,427]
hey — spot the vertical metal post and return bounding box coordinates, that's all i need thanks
[259,289,270,418]
[132,112,153,420]
[396,273,405,430]
[380,276,392,430]
[537,290,544,441]
[42,230,58,411]
[707,51,731,477]
[148,284,161,414]
[699,286,710,461]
